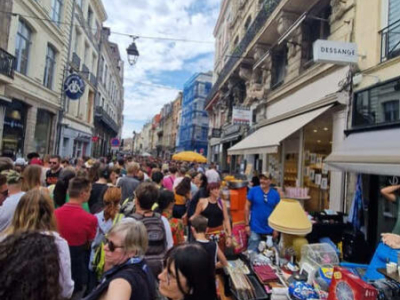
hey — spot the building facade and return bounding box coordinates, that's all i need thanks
[93,28,124,157]
[177,73,212,155]
[1,0,72,157]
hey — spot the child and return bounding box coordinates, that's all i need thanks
[191,215,228,269]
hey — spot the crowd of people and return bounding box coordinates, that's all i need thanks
[0,153,234,300]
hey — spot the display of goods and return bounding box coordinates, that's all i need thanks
[289,281,319,300]
[232,222,248,254]
[327,267,378,300]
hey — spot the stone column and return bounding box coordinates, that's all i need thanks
[24,105,38,155]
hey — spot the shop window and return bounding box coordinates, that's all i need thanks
[15,19,32,75]
[301,3,331,68]
[271,45,287,89]
[353,78,400,128]
[34,109,52,155]
[2,101,26,157]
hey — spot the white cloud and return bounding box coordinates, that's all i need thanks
[102,0,220,138]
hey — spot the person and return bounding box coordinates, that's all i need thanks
[129,182,173,276]
[117,158,127,176]
[118,162,140,202]
[4,189,74,298]
[191,182,232,251]
[14,157,26,173]
[84,219,156,300]
[158,243,218,300]
[152,171,164,189]
[0,232,63,300]
[46,155,62,186]
[110,167,121,186]
[88,165,110,214]
[381,184,400,234]
[21,164,47,192]
[245,172,280,252]
[191,215,228,269]
[174,177,191,219]
[156,190,185,246]
[0,157,13,172]
[173,167,187,190]
[250,170,260,187]
[205,163,220,184]
[55,177,98,299]
[89,187,123,277]
[53,167,76,208]
[0,170,24,232]
[0,174,8,206]
[62,158,70,168]
[88,160,101,182]
[162,166,177,191]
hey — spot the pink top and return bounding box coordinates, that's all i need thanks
[162,175,175,191]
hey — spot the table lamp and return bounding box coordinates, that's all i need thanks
[268,198,312,261]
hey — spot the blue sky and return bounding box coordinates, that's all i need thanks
[103,0,220,138]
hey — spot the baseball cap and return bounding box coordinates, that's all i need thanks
[30,158,43,165]
[259,172,272,180]
[15,158,27,166]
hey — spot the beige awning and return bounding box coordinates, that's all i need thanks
[325,128,400,176]
[228,105,333,155]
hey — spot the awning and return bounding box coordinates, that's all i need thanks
[325,128,400,176]
[228,105,333,155]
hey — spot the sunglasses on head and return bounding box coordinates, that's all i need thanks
[104,238,124,252]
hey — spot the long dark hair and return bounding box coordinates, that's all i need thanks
[53,167,76,207]
[156,190,175,213]
[175,177,191,197]
[0,232,62,300]
[198,173,208,190]
[164,243,217,300]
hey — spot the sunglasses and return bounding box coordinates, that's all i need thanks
[49,162,58,165]
[104,238,124,252]
[0,190,8,198]
[263,192,268,204]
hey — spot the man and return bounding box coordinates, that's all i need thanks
[45,155,62,186]
[245,172,280,252]
[172,166,187,189]
[162,166,177,191]
[0,170,24,232]
[117,162,140,202]
[55,177,97,299]
[0,157,13,173]
[205,162,221,184]
[129,182,173,276]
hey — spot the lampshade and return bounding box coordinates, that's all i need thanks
[268,198,312,235]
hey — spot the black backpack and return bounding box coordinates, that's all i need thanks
[129,212,167,277]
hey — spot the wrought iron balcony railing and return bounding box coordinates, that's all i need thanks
[0,48,15,79]
[205,0,281,107]
[380,19,400,62]
[95,106,119,134]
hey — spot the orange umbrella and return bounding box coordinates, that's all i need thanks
[172,151,207,163]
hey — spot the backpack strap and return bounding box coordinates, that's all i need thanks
[217,197,223,210]
[113,213,123,225]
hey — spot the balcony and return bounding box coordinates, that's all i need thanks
[205,0,281,107]
[71,52,81,70]
[380,19,400,62]
[95,106,119,134]
[89,72,97,86]
[82,64,89,79]
[0,48,15,81]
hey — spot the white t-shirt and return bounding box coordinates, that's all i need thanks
[206,169,221,184]
[161,215,174,250]
[0,192,25,233]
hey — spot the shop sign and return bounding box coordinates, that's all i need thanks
[92,136,99,142]
[313,40,358,65]
[64,74,85,100]
[224,124,241,136]
[4,119,24,129]
[232,106,251,125]
[211,128,221,138]
[110,138,120,147]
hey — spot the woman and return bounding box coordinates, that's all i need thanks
[90,186,123,278]
[158,243,217,300]
[4,189,74,298]
[191,182,232,251]
[84,219,156,300]
[156,190,184,245]
[110,167,121,186]
[174,177,191,219]
[88,165,110,214]
[21,164,47,192]
[0,232,62,300]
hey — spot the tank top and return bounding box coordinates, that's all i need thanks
[201,199,224,228]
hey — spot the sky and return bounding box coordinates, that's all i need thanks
[102,0,221,138]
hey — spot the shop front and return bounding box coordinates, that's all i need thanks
[61,125,92,158]
[33,109,54,156]
[2,99,27,157]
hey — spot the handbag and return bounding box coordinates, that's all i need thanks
[232,222,248,254]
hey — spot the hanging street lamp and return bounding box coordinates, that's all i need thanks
[126,36,139,66]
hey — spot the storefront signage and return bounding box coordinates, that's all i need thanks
[224,124,241,136]
[313,40,358,65]
[232,106,251,125]
[110,138,120,147]
[211,128,221,138]
[64,74,85,100]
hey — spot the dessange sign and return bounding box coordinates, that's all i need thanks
[313,39,358,65]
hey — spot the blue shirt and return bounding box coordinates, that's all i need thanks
[247,186,280,234]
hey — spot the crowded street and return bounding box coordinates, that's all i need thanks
[1,0,400,300]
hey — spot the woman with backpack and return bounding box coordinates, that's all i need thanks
[84,219,156,300]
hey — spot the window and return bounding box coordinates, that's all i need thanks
[15,19,32,75]
[244,16,252,31]
[76,0,82,8]
[84,43,89,66]
[74,28,81,53]
[87,6,93,28]
[383,100,399,122]
[104,65,108,85]
[51,0,63,24]
[99,56,104,82]
[44,45,56,89]
[383,0,400,60]
[353,78,400,127]
[271,45,287,89]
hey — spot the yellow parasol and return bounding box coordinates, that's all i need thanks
[172,151,207,163]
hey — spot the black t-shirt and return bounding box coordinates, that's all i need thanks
[88,183,108,214]
[196,240,217,265]
[46,168,62,186]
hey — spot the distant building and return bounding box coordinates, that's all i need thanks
[177,73,212,156]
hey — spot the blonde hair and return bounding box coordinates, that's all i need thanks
[126,162,140,174]
[21,165,42,191]
[7,189,57,234]
[108,219,148,257]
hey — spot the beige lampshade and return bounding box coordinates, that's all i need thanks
[268,198,312,235]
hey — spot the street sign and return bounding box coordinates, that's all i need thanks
[313,40,358,65]
[64,74,85,100]
[110,138,120,147]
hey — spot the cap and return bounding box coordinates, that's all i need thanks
[30,158,43,166]
[259,172,272,180]
[14,158,26,166]
[1,170,23,184]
